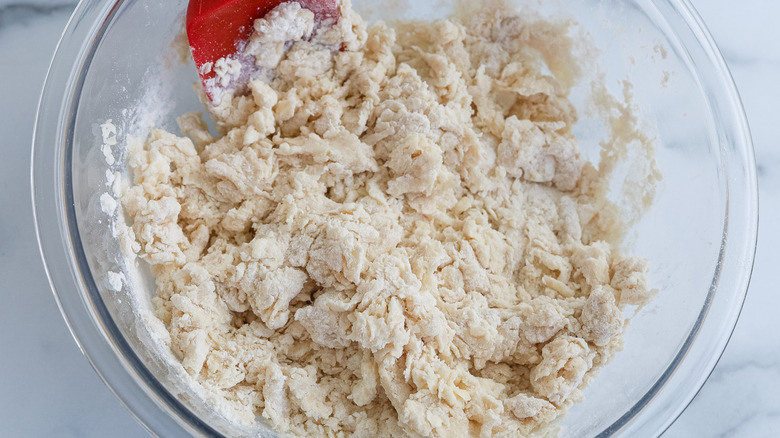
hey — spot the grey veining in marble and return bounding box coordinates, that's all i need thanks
[0,3,76,25]
[0,0,76,31]
[0,0,776,436]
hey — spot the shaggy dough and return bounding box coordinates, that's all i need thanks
[123,1,656,436]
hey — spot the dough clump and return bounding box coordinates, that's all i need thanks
[124,1,656,436]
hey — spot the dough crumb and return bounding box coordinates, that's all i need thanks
[100,192,117,215]
[100,119,118,165]
[107,270,124,292]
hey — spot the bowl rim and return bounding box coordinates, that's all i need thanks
[31,0,758,436]
[32,0,221,435]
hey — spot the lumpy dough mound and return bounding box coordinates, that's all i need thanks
[123,1,655,436]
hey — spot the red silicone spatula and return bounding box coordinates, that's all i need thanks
[187,0,339,99]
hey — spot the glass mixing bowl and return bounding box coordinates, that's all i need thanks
[32,0,758,436]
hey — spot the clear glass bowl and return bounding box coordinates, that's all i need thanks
[32,0,758,436]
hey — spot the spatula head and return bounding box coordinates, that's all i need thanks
[186,0,338,98]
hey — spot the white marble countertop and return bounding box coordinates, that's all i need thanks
[0,0,775,436]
